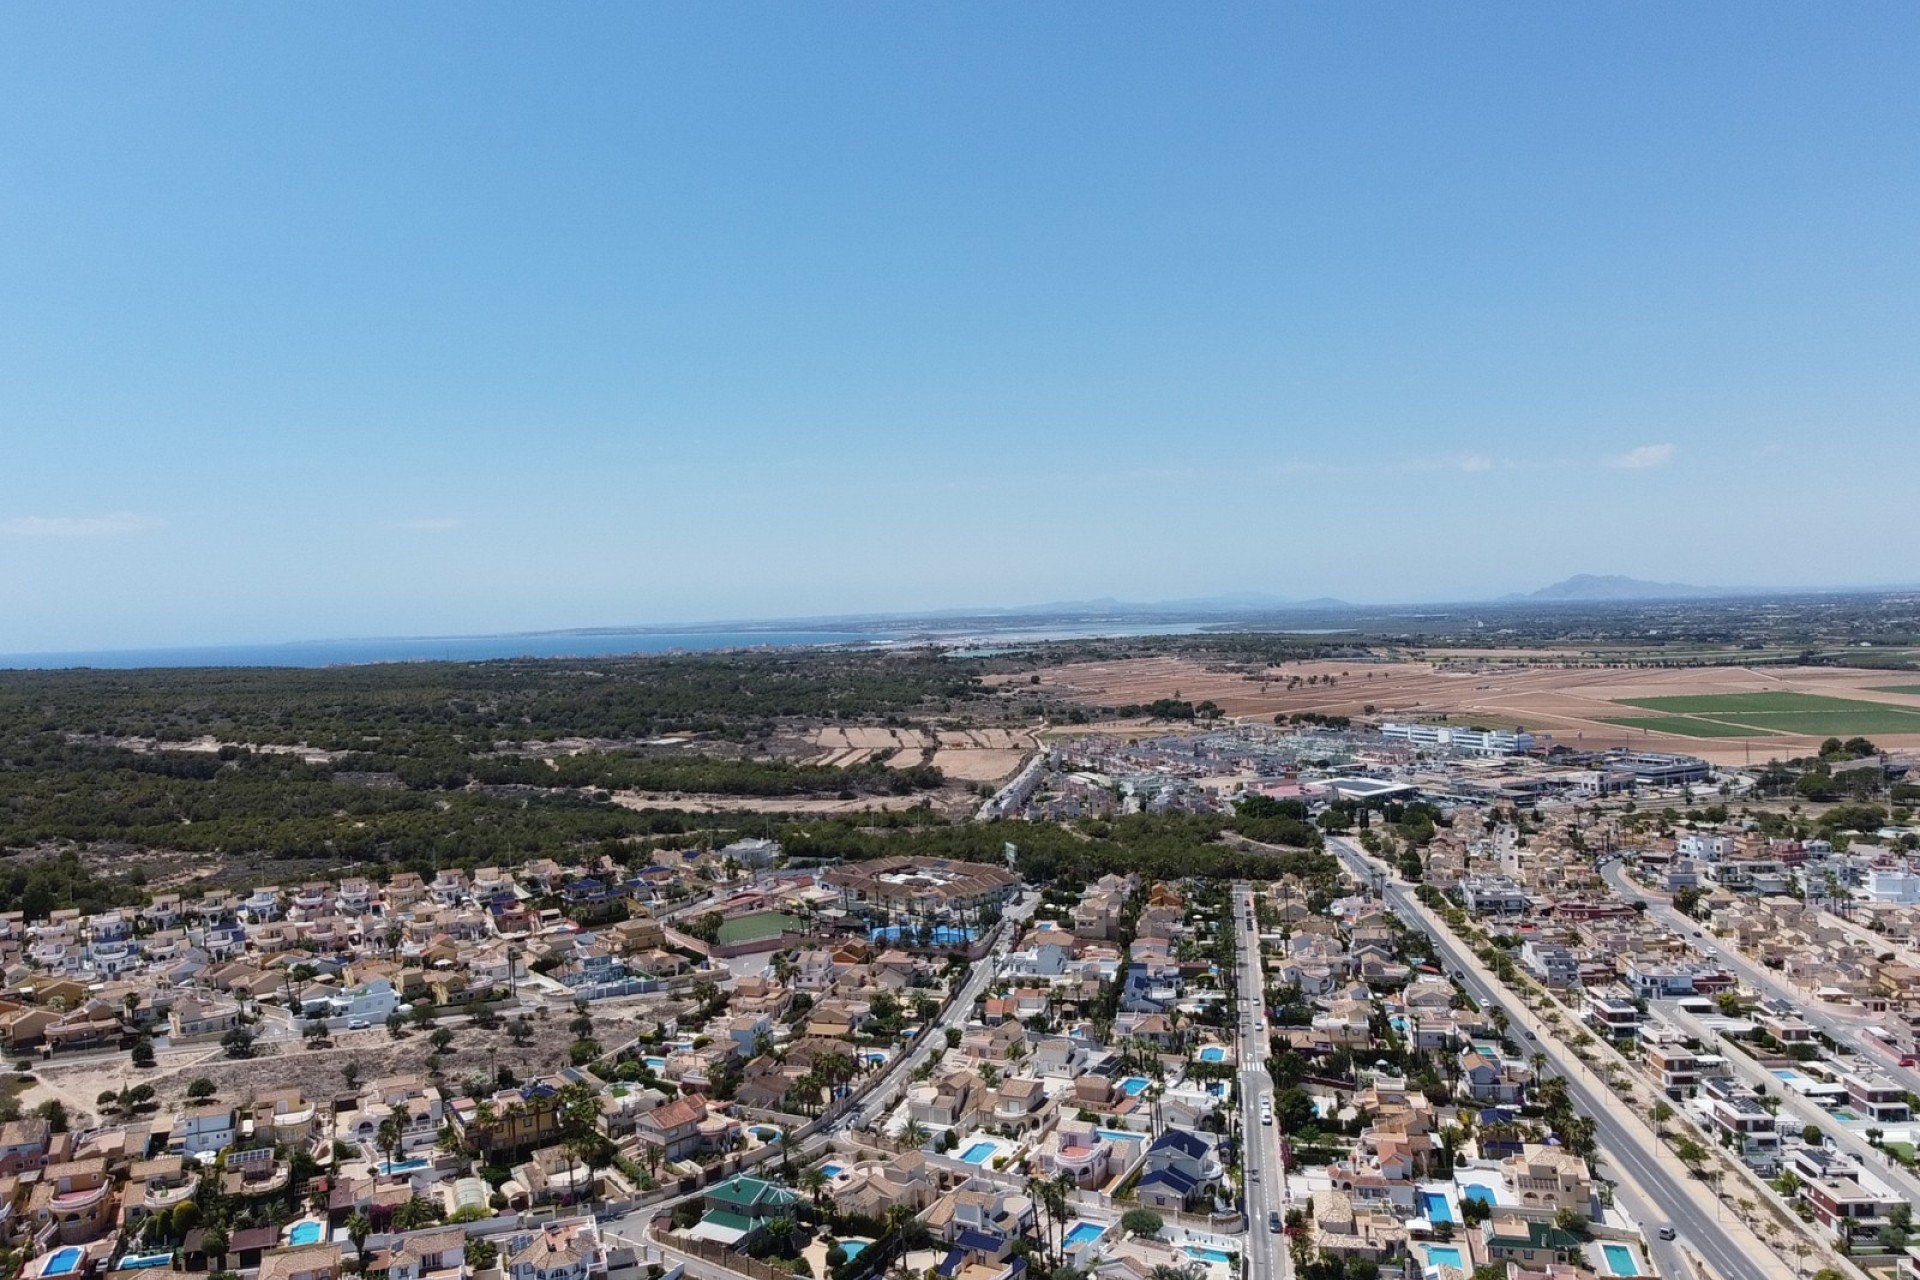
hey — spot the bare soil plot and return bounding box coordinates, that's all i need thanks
[812,727,936,751]
[21,1006,671,1128]
[936,728,1027,748]
[927,747,1030,782]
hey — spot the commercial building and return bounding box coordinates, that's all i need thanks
[1379,724,1535,757]
[824,857,1020,916]
[1598,751,1712,789]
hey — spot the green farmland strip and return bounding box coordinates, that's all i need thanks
[1601,716,1767,739]
[1611,691,1920,736]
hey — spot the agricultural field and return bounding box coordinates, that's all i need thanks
[1874,685,1920,696]
[1032,654,1920,762]
[1604,692,1920,737]
[1604,715,1763,738]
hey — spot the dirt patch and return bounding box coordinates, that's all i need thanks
[810,727,936,751]
[21,1005,678,1129]
[926,748,1030,783]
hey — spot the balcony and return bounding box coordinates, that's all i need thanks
[142,1177,201,1211]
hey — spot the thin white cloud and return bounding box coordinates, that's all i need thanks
[394,517,464,532]
[0,513,163,538]
[1604,443,1676,471]
[1264,459,1351,477]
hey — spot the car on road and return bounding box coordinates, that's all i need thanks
[1250,1168,1260,1181]
[1268,1212,1282,1233]
[1900,1055,1917,1067]
[1657,1225,1676,1241]
[348,1018,368,1030]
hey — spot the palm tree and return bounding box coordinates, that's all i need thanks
[902,1119,930,1150]
[376,1115,404,1173]
[1146,1263,1203,1280]
[1028,1173,1072,1267]
[801,1165,830,1209]
[557,1082,602,1210]
[346,1213,372,1271]
[203,1225,230,1271]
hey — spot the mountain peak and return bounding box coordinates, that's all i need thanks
[1513,574,1718,602]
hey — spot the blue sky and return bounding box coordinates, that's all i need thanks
[2,5,1916,650]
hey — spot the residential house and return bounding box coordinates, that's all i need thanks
[635,1095,708,1163]
[1133,1129,1221,1212]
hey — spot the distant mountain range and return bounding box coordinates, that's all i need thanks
[1502,574,1726,602]
[986,593,1354,616]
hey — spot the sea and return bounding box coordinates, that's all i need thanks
[0,629,885,671]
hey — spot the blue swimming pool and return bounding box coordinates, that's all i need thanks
[1096,1128,1140,1144]
[119,1255,174,1271]
[841,1241,871,1261]
[1421,1191,1453,1223]
[1199,1046,1226,1062]
[380,1157,428,1175]
[959,1141,997,1164]
[43,1250,83,1277]
[869,925,976,946]
[288,1221,324,1246]
[1603,1244,1638,1276]
[1462,1184,1494,1207]
[1185,1247,1233,1265]
[645,1056,667,1071]
[821,1163,845,1178]
[1065,1223,1105,1249]
[1119,1076,1150,1096]
[1426,1246,1464,1270]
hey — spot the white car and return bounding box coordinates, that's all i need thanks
[348,1018,369,1030]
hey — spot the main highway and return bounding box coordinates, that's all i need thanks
[1233,882,1289,1280]
[1328,837,1786,1280]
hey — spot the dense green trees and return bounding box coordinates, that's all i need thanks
[0,649,987,747]
[0,647,1353,919]
[782,812,1331,886]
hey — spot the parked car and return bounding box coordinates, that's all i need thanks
[348,1018,369,1030]
[1268,1212,1282,1233]
[1657,1225,1676,1241]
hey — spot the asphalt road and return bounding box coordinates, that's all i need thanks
[1601,861,1920,1099]
[1329,838,1777,1280]
[835,888,1042,1132]
[1657,999,1920,1207]
[1233,883,1288,1280]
